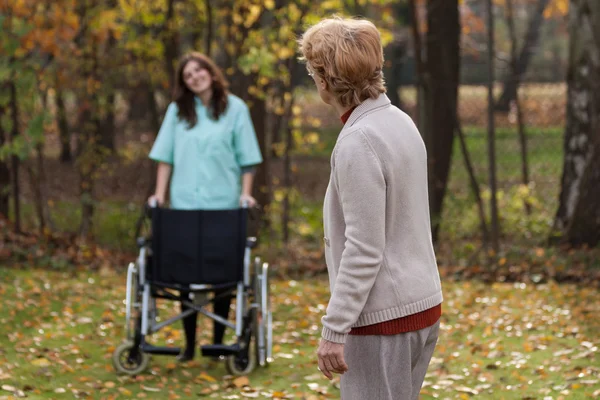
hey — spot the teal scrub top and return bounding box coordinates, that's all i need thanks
[149,94,263,210]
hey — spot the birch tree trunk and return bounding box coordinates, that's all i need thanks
[552,0,600,247]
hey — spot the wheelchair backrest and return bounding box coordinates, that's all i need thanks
[150,208,248,285]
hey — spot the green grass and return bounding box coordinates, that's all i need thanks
[0,267,599,399]
[450,126,563,189]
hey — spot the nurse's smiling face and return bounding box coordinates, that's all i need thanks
[182,60,213,96]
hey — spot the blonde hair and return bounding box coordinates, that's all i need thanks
[298,16,386,108]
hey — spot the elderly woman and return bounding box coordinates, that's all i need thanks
[298,17,443,400]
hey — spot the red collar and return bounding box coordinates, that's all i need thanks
[340,107,357,124]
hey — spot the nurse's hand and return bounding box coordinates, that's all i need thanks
[239,194,257,208]
[148,194,165,207]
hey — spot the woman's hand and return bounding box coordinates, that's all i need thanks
[148,193,165,207]
[239,194,257,208]
[317,338,348,380]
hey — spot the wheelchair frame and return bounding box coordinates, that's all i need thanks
[112,210,273,376]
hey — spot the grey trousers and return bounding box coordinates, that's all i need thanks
[340,321,440,400]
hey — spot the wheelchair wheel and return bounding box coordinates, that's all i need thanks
[125,262,142,341]
[112,341,150,376]
[253,260,273,367]
[226,309,257,376]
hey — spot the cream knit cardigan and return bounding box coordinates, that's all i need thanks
[321,94,443,344]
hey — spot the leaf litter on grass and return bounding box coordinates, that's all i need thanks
[0,267,599,399]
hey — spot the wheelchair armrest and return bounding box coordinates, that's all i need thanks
[246,236,258,249]
[137,236,150,248]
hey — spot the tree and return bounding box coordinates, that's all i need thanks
[552,0,600,247]
[495,0,551,112]
[384,3,410,110]
[419,0,461,241]
[0,0,64,231]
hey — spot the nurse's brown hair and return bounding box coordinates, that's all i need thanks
[173,52,230,128]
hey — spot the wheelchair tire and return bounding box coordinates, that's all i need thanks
[254,261,273,367]
[112,341,150,376]
[262,262,273,366]
[225,316,257,376]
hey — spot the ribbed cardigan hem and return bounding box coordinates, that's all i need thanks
[321,290,443,344]
[354,291,443,328]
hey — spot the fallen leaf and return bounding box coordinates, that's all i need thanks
[1,385,16,393]
[233,376,250,388]
[197,372,217,383]
[31,358,51,367]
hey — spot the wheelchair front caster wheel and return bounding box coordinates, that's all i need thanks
[112,341,150,376]
[226,348,256,376]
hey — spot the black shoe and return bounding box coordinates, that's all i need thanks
[176,352,194,362]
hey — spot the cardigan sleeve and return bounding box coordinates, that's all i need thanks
[321,129,387,344]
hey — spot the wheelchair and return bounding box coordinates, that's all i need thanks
[112,205,273,376]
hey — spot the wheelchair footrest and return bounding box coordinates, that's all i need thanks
[141,343,181,356]
[201,344,241,357]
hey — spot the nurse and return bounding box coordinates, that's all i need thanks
[148,52,263,362]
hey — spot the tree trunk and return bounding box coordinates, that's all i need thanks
[100,91,116,152]
[495,0,551,112]
[56,85,72,163]
[78,107,102,238]
[505,0,531,214]
[26,144,55,234]
[425,0,460,241]
[164,0,179,93]
[552,0,600,247]
[100,28,118,153]
[0,90,9,219]
[385,2,409,110]
[205,0,213,56]
[249,97,270,209]
[486,0,500,253]
[9,80,21,233]
[385,39,405,110]
[135,86,161,240]
[76,1,103,239]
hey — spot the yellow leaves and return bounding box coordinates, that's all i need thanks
[545,0,569,18]
[197,372,217,382]
[246,5,262,28]
[31,358,51,367]
[276,47,295,60]
[118,388,133,396]
[292,105,302,116]
[484,325,493,337]
[379,29,394,47]
[523,341,534,352]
